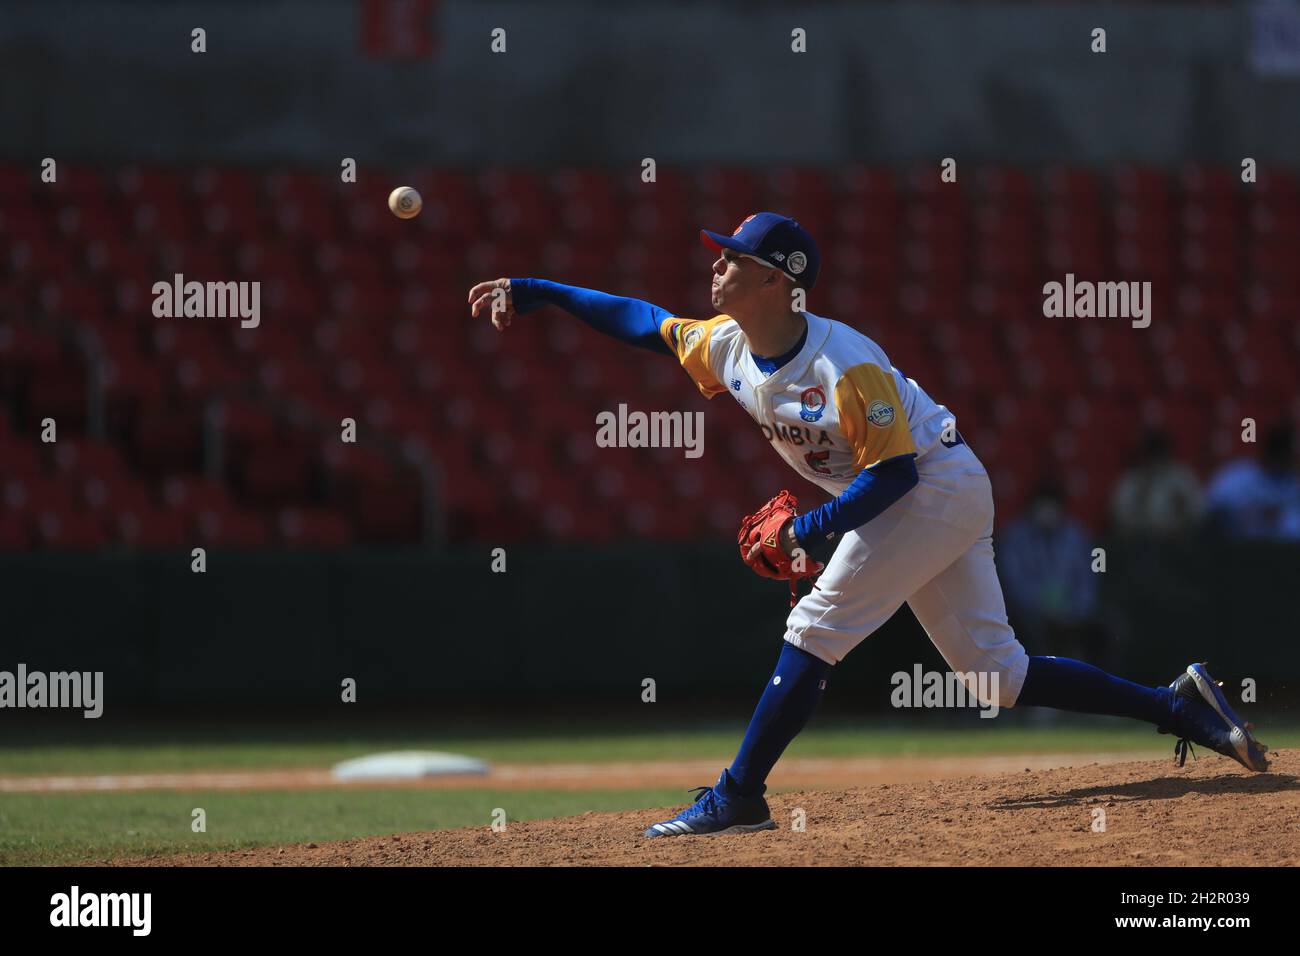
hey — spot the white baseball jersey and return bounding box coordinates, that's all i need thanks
[658,308,1029,707]
[658,311,960,493]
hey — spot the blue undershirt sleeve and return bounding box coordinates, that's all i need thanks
[791,454,920,547]
[509,278,673,355]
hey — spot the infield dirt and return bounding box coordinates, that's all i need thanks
[112,750,1299,866]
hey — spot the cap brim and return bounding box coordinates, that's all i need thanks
[700,229,750,254]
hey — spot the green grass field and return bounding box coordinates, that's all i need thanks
[4,718,1295,866]
[0,788,687,866]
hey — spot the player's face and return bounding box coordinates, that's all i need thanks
[711,249,776,312]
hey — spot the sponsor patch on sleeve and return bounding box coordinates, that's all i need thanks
[867,399,896,427]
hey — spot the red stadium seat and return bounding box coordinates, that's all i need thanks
[196,506,272,548]
[33,510,107,550]
[278,507,353,547]
[114,505,191,549]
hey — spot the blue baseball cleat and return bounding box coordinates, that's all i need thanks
[643,769,778,838]
[1160,663,1270,772]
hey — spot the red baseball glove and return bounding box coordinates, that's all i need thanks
[737,490,824,605]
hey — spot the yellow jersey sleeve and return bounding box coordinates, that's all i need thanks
[833,363,918,470]
[658,315,730,399]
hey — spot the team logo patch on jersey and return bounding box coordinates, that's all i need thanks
[787,251,808,275]
[799,386,826,422]
[867,399,896,427]
[804,449,831,475]
[683,326,704,350]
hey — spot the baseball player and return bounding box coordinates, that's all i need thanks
[467,212,1270,839]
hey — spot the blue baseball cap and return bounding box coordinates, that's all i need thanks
[700,212,821,291]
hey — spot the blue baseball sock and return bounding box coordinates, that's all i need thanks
[727,642,833,798]
[1016,655,1171,725]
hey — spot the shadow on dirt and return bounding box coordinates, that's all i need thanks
[990,770,1300,810]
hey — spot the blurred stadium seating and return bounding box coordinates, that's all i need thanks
[2,162,1298,549]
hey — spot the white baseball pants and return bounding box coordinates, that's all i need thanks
[784,443,1029,708]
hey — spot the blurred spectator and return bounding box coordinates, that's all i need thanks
[997,479,1107,663]
[1204,423,1300,540]
[1110,429,1202,537]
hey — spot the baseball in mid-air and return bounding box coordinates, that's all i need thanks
[388,186,422,219]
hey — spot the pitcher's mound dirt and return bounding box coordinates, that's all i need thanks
[121,751,1299,867]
